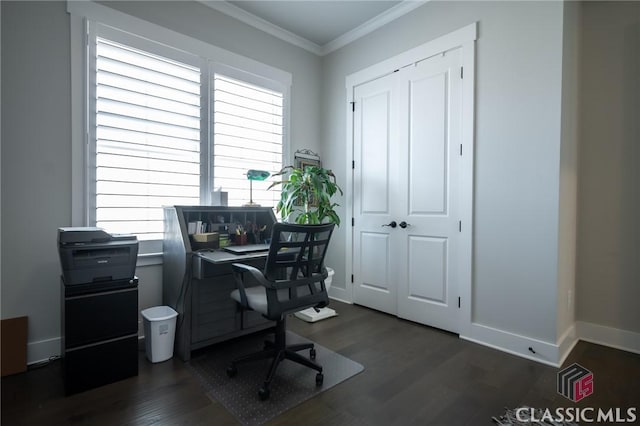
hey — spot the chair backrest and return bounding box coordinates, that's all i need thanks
[262,222,335,315]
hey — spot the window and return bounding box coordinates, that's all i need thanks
[83,21,289,251]
[92,37,202,241]
[212,73,283,207]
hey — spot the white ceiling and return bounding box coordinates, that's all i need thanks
[229,1,401,46]
[200,1,426,56]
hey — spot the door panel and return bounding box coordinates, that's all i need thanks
[397,50,461,333]
[353,72,399,315]
[409,72,447,215]
[361,91,391,214]
[357,232,394,313]
[407,236,447,303]
[360,232,390,292]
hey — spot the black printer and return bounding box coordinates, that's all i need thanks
[58,227,138,286]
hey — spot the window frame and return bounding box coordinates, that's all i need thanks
[69,1,291,258]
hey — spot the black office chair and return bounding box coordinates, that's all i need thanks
[227,222,335,400]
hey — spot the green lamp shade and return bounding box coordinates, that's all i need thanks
[247,169,270,181]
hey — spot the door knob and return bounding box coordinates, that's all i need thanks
[382,221,397,228]
[399,221,410,229]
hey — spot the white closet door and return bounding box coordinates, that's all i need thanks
[353,48,463,334]
[396,49,462,333]
[352,71,402,315]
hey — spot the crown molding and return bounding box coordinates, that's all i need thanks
[321,1,427,55]
[198,0,323,56]
[199,1,427,57]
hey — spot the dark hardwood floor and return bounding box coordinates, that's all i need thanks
[2,301,639,425]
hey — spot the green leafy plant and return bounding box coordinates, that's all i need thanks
[269,165,343,226]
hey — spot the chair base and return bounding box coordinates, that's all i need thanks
[227,318,323,400]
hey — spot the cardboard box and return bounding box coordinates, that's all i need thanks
[1,316,28,376]
[193,232,219,243]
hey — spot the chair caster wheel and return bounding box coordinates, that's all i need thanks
[310,348,316,360]
[316,372,324,386]
[258,387,270,400]
[226,365,237,378]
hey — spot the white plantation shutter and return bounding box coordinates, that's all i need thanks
[85,23,290,248]
[93,37,201,241]
[213,74,283,207]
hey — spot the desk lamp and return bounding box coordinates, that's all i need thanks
[244,169,270,207]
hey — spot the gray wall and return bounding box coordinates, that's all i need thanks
[576,1,640,333]
[2,2,72,350]
[322,1,566,343]
[0,1,321,361]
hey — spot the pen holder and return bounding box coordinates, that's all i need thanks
[233,234,247,245]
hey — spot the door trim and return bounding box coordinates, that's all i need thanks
[344,23,476,335]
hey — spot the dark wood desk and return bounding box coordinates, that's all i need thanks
[163,206,277,361]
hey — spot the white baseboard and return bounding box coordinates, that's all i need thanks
[328,283,352,304]
[27,337,61,365]
[329,295,353,304]
[461,323,562,367]
[462,321,639,367]
[576,321,640,355]
[557,323,579,366]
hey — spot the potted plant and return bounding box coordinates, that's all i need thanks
[269,164,343,322]
[269,165,343,226]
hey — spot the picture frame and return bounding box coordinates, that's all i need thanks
[294,149,321,170]
[298,158,321,171]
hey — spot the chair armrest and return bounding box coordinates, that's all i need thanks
[232,263,273,287]
[231,263,273,308]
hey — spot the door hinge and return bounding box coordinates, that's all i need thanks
[458,297,461,308]
[460,67,464,79]
[458,221,462,232]
[352,217,355,226]
[350,101,355,112]
[459,144,463,156]
[351,274,354,283]
[352,160,355,169]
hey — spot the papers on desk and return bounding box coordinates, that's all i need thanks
[188,221,207,234]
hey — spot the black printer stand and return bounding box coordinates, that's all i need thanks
[61,277,139,395]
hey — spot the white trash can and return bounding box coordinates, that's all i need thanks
[141,306,178,363]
